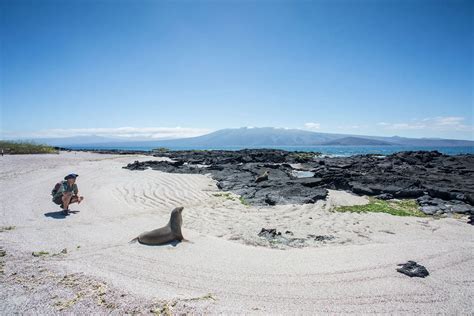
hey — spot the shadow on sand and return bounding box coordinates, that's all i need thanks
[137,240,182,247]
[44,210,80,219]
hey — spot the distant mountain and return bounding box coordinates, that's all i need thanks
[15,127,474,148]
[143,128,474,147]
[320,137,394,146]
[152,127,346,146]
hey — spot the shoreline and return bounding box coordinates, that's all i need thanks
[45,145,474,157]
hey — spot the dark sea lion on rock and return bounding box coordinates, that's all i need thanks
[130,207,185,245]
[255,170,269,183]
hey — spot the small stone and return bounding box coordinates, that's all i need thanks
[397,261,429,278]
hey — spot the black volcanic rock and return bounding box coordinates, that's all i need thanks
[123,149,474,212]
[397,261,429,278]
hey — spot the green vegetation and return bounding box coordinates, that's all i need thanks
[0,141,57,154]
[213,192,236,201]
[152,293,216,315]
[335,197,426,217]
[152,147,169,153]
[289,152,321,162]
[239,196,250,206]
[214,192,251,206]
[32,248,68,257]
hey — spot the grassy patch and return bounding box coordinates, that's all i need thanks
[0,226,16,232]
[239,196,250,206]
[335,197,426,217]
[151,147,169,153]
[289,152,320,162]
[54,293,83,311]
[0,141,57,154]
[213,192,236,201]
[450,213,465,220]
[32,251,50,257]
[152,293,216,315]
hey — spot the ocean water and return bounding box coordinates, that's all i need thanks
[65,145,474,157]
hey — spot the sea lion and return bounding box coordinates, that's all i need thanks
[255,170,269,183]
[130,206,185,245]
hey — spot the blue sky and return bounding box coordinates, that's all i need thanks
[1,0,473,140]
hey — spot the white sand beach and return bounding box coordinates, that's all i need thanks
[0,152,472,314]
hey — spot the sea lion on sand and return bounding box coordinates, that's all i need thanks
[130,206,185,245]
[255,170,269,183]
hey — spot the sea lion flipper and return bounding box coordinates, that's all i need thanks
[129,237,139,244]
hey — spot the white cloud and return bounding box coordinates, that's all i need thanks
[377,116,473,132]
[303,122,321,130]
[2,126,212,140]
[335,124,368,130]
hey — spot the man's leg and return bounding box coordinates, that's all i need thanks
[69,196,79,204]
[70,196,84,204]
[62,192,73,210]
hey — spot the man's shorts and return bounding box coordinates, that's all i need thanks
[52,194,63,205]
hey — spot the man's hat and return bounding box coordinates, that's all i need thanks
[64,173,79,180]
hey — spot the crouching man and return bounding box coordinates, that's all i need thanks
[52,173,84,215]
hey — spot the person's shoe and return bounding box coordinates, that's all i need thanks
[62,209,69,216]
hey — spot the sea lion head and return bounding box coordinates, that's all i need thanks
[173,206,184,214]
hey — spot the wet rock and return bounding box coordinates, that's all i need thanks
[396,261,429,278]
